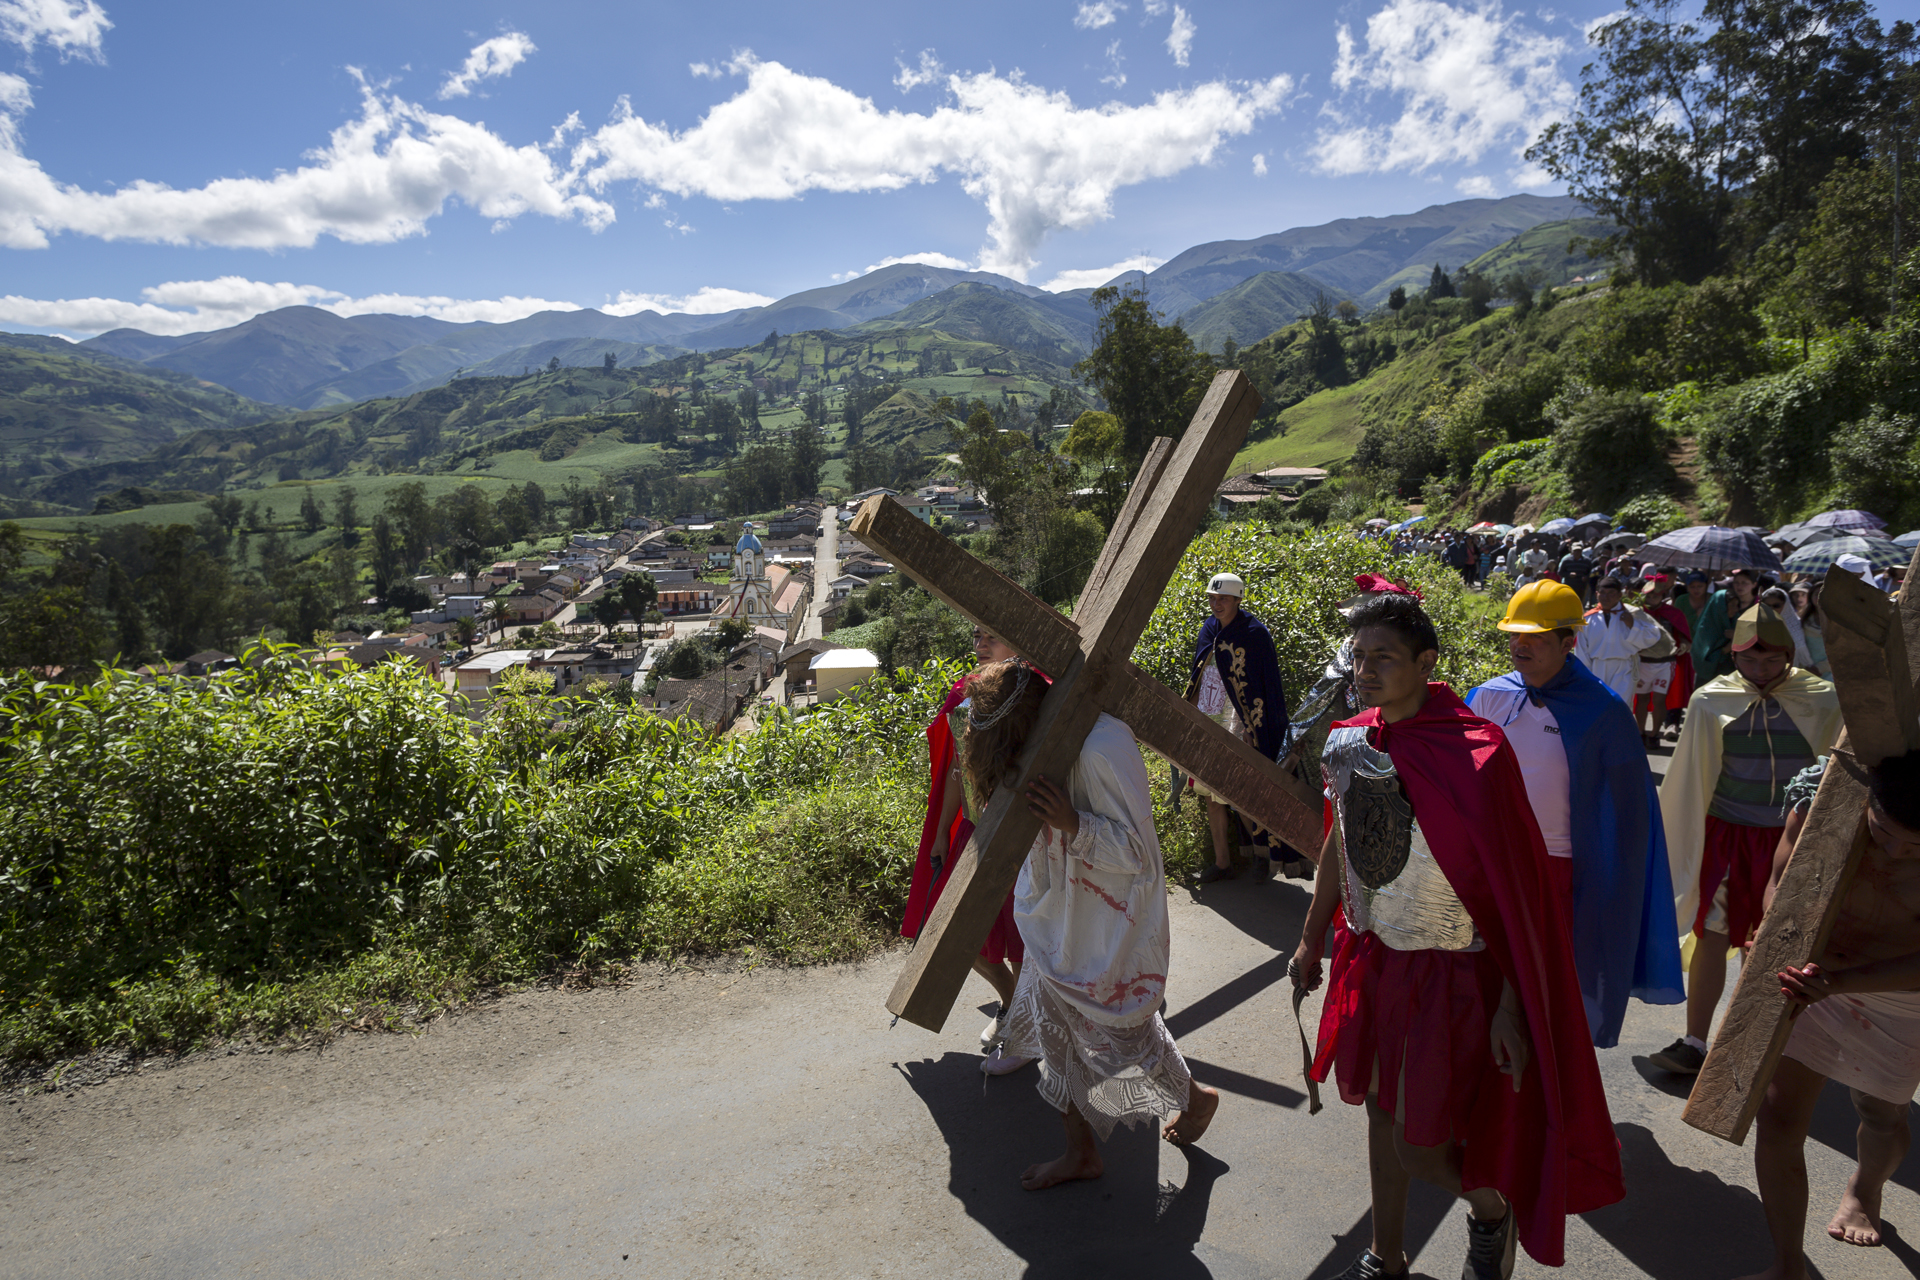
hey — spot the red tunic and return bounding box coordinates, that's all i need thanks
[1310,684,1623,1266]
[1646,599,1695,713]
[900,678,1023,963]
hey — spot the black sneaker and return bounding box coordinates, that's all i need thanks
[1197,863,1237,883]
[1462,1208,1516,1280]
[1649,1037,1706,1074]
[1252,854,1274,884]
[1336,1251,1407,1280]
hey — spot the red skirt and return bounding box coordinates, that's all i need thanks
[1311,924,1504,1149]
[1692,814,1780,946]
[1665,653,1695,713]
[900,815,1025,963]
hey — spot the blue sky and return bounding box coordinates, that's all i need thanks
[0,0,1857,336]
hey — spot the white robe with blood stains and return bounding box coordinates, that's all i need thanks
[1001,712,1190,1136]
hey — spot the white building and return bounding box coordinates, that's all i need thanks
[810,647,881,702]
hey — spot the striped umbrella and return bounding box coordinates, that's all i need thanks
[1806,509,1888,533]
[1781,535,1909,574]
[1637,525,1784,572]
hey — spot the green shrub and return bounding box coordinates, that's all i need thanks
[1470,438,1551,489]
[1612,494,1691,538]
[1547,391,1676,511]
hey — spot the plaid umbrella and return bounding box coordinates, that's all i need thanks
[1782,535,1909,574]
[1806,509,1888,532]
[1637,525,1784,572]
[1770,522,1844,548]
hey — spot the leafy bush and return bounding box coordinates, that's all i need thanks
[1470,438,1551,489]
[1826,409,1920,532]
[1611,494,1691,539]
[0,647,960,1061]
[1547,391,1676,511]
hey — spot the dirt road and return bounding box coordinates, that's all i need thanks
[6,884,1918,1279]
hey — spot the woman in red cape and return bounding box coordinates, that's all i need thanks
[901,627,1036,1057]
[1296,593,1622,1275]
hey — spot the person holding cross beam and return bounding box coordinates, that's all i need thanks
[1652,603,1842,1076]
[962,656,1222,1191]
[1737,747,1920,1277]
[1291,591,1623,1278]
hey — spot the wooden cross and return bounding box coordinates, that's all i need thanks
[850,370,1325,1032]
[1683,546,1920,1142]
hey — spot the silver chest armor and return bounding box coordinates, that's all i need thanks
[1321,725,1482,953]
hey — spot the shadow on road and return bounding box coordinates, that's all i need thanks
[896,1051,1222,1279]
[1580,1122,1772,1278]
[1298,1184,1456,1279]
[1806,1075,1920,1199]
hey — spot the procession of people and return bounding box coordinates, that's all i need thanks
[899,505,1916,1279]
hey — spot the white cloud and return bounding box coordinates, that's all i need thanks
[1456,173,1497,196]
[1075,2,1124,29]
[0,276,582,336]
[577,52,1291,279]
[439,31,536,100]
[1039,253,1165,291]
[0,47,1287,280]
[605,286,774,316]
[894,49,943,92]
[1166,6,1196,67]
[0,0,109,59]
[0,70,30,115]
[1583,9,1627,42]
[689,61,723,79]
[1144,0,1167,14]
[1252,152,1268,175]
[1101,38,1127,87]
[1312,0,1573,176]
[0,71,612,250]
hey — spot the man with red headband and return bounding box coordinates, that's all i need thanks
[1650,603,1841,1075]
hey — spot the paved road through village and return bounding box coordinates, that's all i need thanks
[7,867,1920,1280]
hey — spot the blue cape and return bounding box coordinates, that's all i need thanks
[1468,656,1685,1047]
[1191,608,1291,852]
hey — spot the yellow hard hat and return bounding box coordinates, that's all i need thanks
[1499,580,1588,633]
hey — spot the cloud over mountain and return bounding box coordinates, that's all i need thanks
[1312,0,1571,177]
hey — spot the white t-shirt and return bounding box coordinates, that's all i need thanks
[1496,697,1574,859]
[1196,662,1227,715]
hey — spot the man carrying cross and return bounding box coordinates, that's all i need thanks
[1737,748,1920,1277]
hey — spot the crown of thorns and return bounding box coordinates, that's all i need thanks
[966,660,1034,731]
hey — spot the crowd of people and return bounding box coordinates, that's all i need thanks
[899,529,1914,1279]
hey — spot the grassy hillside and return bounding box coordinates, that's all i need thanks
[1463,217,1616,289]
[0,341,276,489]
[851,283,1092,363]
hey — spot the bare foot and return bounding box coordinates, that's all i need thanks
[1828,1178,1886,1246]
[1020,1148,1103,1190]
[1162,1084,1220,1146]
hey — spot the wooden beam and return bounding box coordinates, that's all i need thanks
[1072,372,1263,655]
[883,652,1108,1030]
[1821,567,1920,763]
[1078,435,1175,616]
[1902,542,1920,697]
[1112,664,1324,854]
[1682,747,1872,1142]
[848,495,1082,677]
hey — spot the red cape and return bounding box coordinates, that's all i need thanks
[902,678,971,940]
[1323,684,1624,1265]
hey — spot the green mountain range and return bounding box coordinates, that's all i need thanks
[1463,217,1618,290]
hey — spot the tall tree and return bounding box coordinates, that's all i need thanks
[299,487,324,534]
[1072,283,1217,464]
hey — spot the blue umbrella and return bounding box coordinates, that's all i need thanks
[1783,535,1909,574]
[1807,509,1888,533]
[1637,525,1784,572]
[1540,517,1577,535]
[1573,512,1610,526]
[1895,530,1920,549]
[1771,522,1843,548]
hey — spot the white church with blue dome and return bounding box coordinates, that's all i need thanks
[724,522,784,623]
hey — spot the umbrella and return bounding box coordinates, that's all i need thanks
[1466,521,1499,532]
[1782,535,1910,575]
[1895,530,1920,549]
[1595,530,1645,550]
[1540,517,1577,535]
[1637,525,1784,572]
[1574,512,1610,526]
[1806,509,1888,533]
[1494,523,1516,535]
[1365,518,1390,528]
[1770,522,1844,548]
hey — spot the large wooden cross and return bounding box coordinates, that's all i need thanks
[850,370,1325,1032]
[1684,546,1920,1142]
